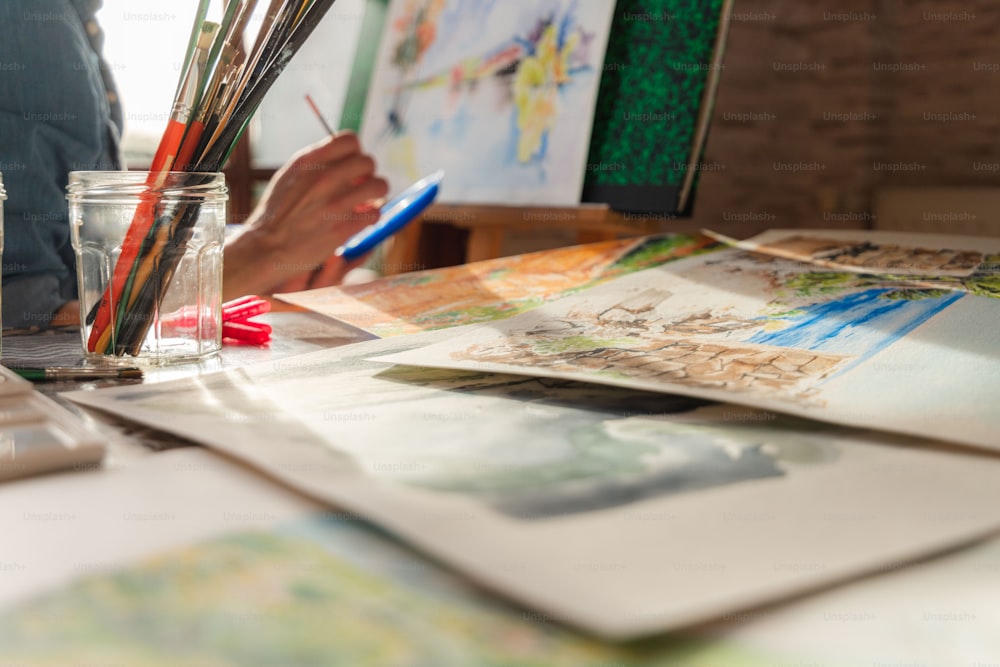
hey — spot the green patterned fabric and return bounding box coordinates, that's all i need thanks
[583,0,727,215]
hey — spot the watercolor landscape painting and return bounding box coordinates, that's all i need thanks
[0,516,672,666]
[277,233,719,336]
[68,330,817,520]
[379,232,1000,450]
[708,229,1000,288]
[8,510,1000,665]
[360,0,616,204]
[67,324,1000,637]
[0,513,830,666]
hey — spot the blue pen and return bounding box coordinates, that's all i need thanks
[336,171,444,260]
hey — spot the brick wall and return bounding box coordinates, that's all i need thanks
[687,0,1000,237]
[880,1,1000,186]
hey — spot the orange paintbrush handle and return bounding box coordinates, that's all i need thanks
[175,119,205,171]
[148,118,187,178]
[87,119,187,352]
[86,196,156,351]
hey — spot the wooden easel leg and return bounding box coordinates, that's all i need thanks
[382,218,424,275]
[466,228,505,263]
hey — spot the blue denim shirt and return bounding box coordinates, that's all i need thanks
[0,0,122,328]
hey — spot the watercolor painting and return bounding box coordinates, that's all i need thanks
[67,328,1000,637]
[277,234,720,336]
[360,0,617,204]
[708,228,1000,293]
[0,514,803,666]
[384,250,959,400]
[379,233,1000,451]
[79,328,837,519]
[8,509,1000,665]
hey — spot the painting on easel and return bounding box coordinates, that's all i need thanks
[360,0,617,205]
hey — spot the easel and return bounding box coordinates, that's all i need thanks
[382,203,710,273]
[368,0,735,275]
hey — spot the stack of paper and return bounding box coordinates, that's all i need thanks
[0,365,105,481]
[66,229,1000,639]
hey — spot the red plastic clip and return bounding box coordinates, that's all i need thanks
[221,295,272,345]
[222,320,272,345]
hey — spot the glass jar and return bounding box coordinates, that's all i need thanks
[68,171,227,365]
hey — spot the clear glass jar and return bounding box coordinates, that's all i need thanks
[68,171,227,365]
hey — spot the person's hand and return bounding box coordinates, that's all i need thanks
[222,132,388,299]
[269,253,368,294]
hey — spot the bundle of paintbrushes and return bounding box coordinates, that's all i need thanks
[86,0,339,356]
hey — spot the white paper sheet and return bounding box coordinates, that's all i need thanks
[65,330,1000,638]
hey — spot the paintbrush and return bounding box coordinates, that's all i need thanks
[175,21,221,170]
[184,0,245,161]
[89,22,219,354]
[305,93,336,135]
[11,366,144,382]
[198,0,340,170]
[95,0,344,356]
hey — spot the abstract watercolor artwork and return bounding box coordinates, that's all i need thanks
[360,0,617,205]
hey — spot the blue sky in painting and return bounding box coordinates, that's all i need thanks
[747,288,964,373]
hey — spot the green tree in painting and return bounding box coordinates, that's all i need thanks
[880,289,951,301]
[782,272,869,297]
[962,254,1000,298]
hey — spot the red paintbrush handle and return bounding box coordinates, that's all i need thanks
[174,119,205,171]
[87,119,189,353]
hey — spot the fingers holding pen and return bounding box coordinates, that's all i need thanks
[310,152,381,198]
[231,131,389,296]
[303,152,388,233]
[254,147,385,228]
[323,171,389,215]
[310,253,367,289]
[286,131,365,177]
[289,141,388,217]
[270,132,366,205]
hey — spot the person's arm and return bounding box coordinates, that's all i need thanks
[0,1,121,329]
[222,132,388,299]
